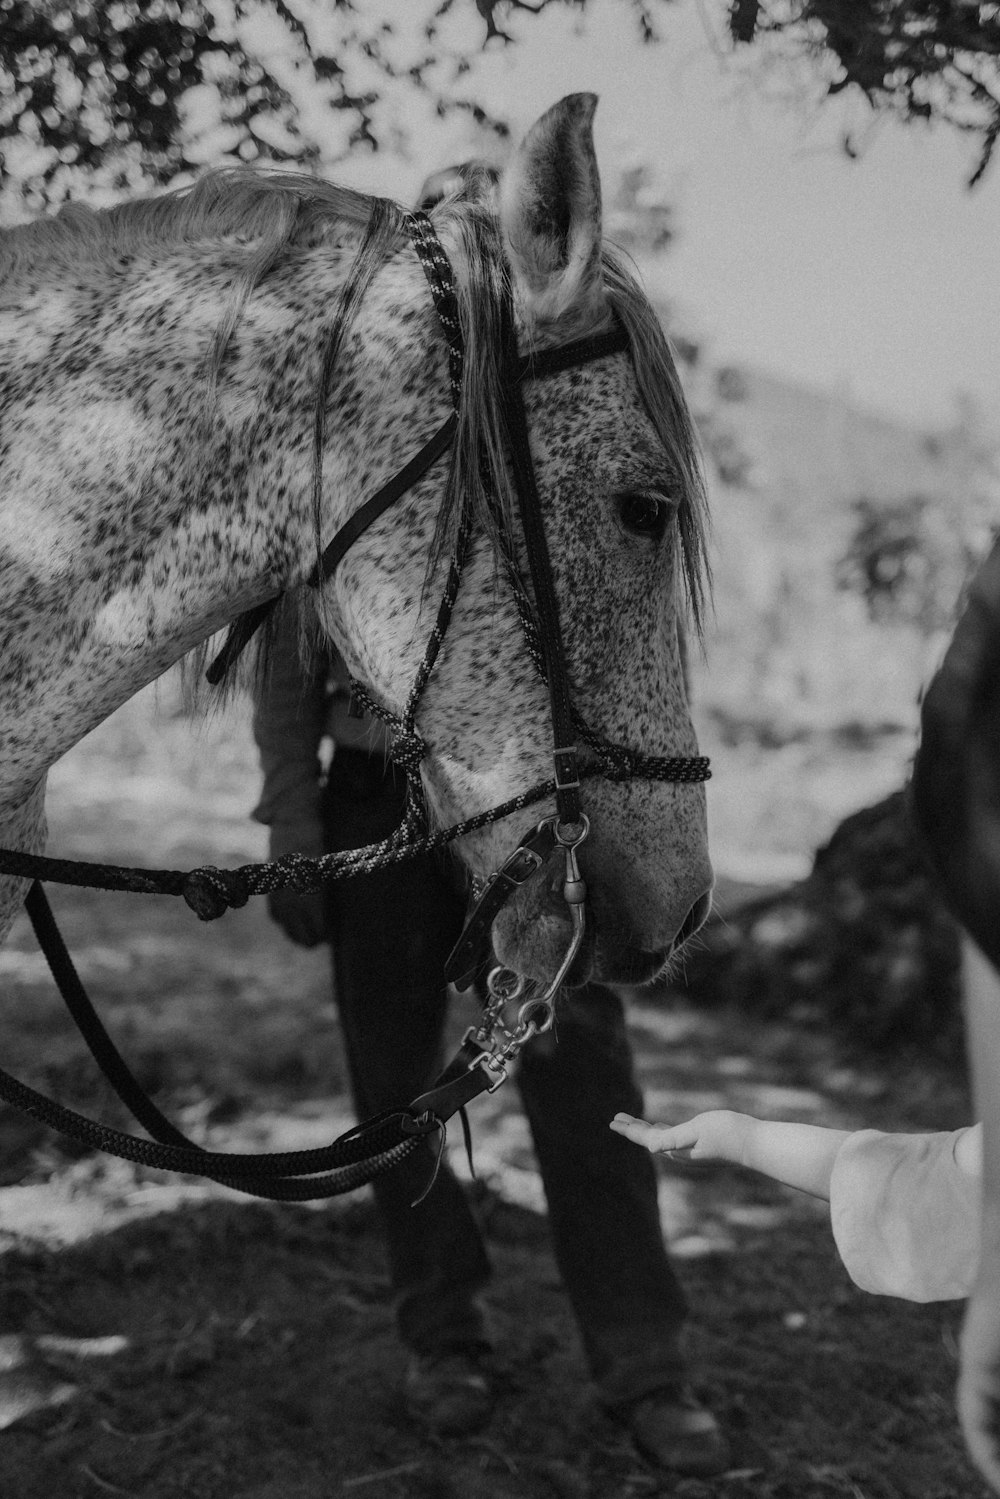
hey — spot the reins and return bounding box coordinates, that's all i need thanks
[0,208,710,1201]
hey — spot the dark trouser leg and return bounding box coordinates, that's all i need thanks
[515,983,688,1408]
[322,751,491,1356]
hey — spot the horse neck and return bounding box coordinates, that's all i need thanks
[0,224,423,816]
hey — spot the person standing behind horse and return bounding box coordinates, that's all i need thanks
[250,164,728,1482]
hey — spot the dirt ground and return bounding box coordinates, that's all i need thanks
[0,686,990,1498]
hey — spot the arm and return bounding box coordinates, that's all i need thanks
[610,1110,850,1200]
[252,601,331,946]
[252,603,330,852]
[963,936,1000,1229]
[909,535,1000,1491]
[958,934,1000,1494]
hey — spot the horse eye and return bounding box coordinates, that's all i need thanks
[617,490,669,540]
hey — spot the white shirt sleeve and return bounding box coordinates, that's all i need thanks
[829,1127,980,1302]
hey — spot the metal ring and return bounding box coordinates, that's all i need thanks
[516,998,555,1035]
[486,966,528,1004]
[554,814,590,848]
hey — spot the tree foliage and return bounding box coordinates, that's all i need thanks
[726,0,1000,185]
[836,494,959,633]
[0,0,509,211]
[837,464,1000,637]
[491,0,1000,183]
[459,2,1000,184]
[2,1,997,217]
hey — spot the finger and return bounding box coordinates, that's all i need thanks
[610,1118,680,1153]
[609,1117,657,1142]
[644,1120,698,1153]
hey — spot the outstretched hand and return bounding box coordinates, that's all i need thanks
[610,1110,746,1165]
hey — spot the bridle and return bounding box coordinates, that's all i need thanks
[211,207,711,1042]
[0,207,711,1199]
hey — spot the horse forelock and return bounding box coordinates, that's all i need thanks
[601,248,712,639]
[423,203,516,591]
[422,210,711,639]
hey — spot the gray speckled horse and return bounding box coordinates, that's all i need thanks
[0,94,712,986]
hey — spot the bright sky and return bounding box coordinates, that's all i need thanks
[339,1,1000,433]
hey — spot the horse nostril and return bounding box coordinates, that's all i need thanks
[675,890,712,947]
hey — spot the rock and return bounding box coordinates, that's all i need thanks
[677,790,963,1061]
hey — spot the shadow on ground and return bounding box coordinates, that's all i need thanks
[0,689,986,1496]
[0,1156,986,1499]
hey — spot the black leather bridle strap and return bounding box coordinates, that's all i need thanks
[496,296,614,830]
[207,417,458,685]
[517,324,630,381]
[205,250,629,685]
[306,414,457,590]
[304,210,463,593]
[207,211,463,686]
[205,596,280,685]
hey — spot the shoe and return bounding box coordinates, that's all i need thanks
[403,1349,495,1437]
[625,1387,730,1477]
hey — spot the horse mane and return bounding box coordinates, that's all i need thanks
[0,168,390,280]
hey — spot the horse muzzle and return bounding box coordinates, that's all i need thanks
[488,837,713,988]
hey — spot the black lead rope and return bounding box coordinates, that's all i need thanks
[205,416,459,688]
[12,880,495,1202]
[25,882,191,1150]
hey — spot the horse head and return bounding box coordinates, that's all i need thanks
[325,94,713,989]
[0,92,711,984]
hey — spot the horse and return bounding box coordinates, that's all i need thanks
[0,92,713,992]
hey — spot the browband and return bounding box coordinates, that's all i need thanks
[517,323,630,381]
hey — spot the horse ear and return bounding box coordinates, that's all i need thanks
[499,93,605,335]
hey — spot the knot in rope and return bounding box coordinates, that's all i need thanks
[389,726,428,777]
[182,865,252,921]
